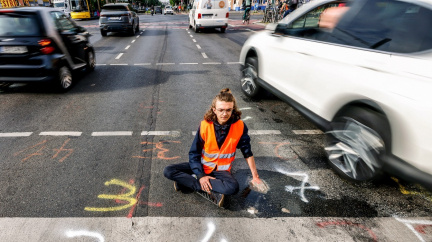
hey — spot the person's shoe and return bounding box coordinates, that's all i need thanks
[212,192,225,208]
[174,182,180,192]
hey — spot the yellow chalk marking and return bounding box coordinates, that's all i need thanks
[85,179,138,212]
[391,177,432,202]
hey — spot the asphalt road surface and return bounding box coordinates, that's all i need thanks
[0,12,431,241]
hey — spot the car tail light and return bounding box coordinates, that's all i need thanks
[100,14,106,17]
[0,9,14,13]
[226,12,229,18]
[198,13,202,19]
[38,39,55,55]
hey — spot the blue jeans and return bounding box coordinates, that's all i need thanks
[164,162,239,195]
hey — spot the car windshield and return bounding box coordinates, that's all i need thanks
[102,5,128,11]
[0,13,41,37]
[166,6,172,9]
[201,0,226,9]
[70,0,89,12]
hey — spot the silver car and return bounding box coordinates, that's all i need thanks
[99,3,139,36]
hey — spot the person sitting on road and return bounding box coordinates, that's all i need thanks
[243,0,252,23]
[164,88,264,208]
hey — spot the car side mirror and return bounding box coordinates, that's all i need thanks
[273,23,287,35]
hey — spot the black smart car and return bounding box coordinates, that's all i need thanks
[0,7,95,91]
[155,6,162,14]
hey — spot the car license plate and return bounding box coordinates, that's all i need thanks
[203,15,212,19]
[108,17,121,20]
[0,46,28,54]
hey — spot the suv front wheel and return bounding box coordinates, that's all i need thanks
[240,57,263,98]
[57,66,73,92]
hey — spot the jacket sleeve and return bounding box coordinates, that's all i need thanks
[237,122,254,158]
[189,125,206,179]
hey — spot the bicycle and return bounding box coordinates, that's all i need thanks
[243,9,251,24]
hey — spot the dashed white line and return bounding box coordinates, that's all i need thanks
[115,53,124,59]
[203,62,221,65]
[192,39,197,42]
[39,132,82,136]
[292,130,323,135]
[110,64,128,66]
[95,64,107,66]
[0,132,33,137]
[249,130,281,135]
[136,35,140,38]
[245,29,256,32]
[91,131,133,136]
[227,62,242,64]
[125,45,131,50]
[196,44,201,49]
[131,40,136,43]
[156,63,175,65]
[190,35,193,38]
[141,131,180,136]
[179,63,199,65]
[201,52,208,58]
[134,63,152,65]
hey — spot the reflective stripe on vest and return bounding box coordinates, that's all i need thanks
[200,119,244,174]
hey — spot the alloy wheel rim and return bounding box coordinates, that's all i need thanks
[61,71,72,89]
[241,64,257,95]
[325,118,384,180]
[88,52,95,68]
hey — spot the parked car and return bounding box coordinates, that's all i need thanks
[155,6,163,14]
[164,5,174,15]
[239,0,432,190]
[99,3,139,36]
[0,7,95,91]
[189,0,229,33]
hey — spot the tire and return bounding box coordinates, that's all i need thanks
[325,107,389,182]
[130,23,136,36]
[101,30,107,36]
[135,21,139,32]
[221,28,226,33]
[57,66,73,91]
[240,57,263,98]
[194,21,199,33]
[85,51,95,72]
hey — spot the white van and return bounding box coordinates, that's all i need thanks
[188,0,229,33]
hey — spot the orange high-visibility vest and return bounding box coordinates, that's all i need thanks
[200,120,244,174]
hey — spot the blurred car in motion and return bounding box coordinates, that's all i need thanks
[0,7,95,91]
[164,5,174,15]
[155,6,163,14]
[188,0,229,33]
[99,3,139,36]
[239,0,432,190]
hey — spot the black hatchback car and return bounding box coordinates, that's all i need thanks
[99,3,139,36]
[0,7,95,91]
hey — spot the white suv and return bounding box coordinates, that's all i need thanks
[239,0,432,190]
[164,5,174,15]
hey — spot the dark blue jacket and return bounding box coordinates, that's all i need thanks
[189,117,253,179]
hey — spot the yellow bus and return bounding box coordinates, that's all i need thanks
[70,0,91,19]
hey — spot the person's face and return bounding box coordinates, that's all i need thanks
[213,100,234,125]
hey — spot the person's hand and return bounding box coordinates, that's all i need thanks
[251,177,263,186]
[199,176,215,193]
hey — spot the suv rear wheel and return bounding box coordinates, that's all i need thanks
[101,30,107,36]
[86,51,95,72]
[325,107,389,182]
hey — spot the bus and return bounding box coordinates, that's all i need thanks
[53,0,71,17]
[70,0,91,19]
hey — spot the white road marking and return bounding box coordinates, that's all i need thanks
[196,44,201,49]
[91,132,133,136]
[190,35,193,38]
[179,63,199,65]
[192,39,197,42]
[227,62,242,64]
[156,63,175,65]
[246,29,256,32]
[136,35,140,38]
[125,45,131,50]
[115,53,123,59]
[0,132,32,137]
[249,130,281,135]
[131,40,136,43]
[110,64,128,66]
[201,53,208,58]
[134,63,152,65]
[292,130,323,135]
[203,62,221,64]
[240,107,252,110]
[95,64,107,66]
[141,131,180,136]
[39,132,82,136]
